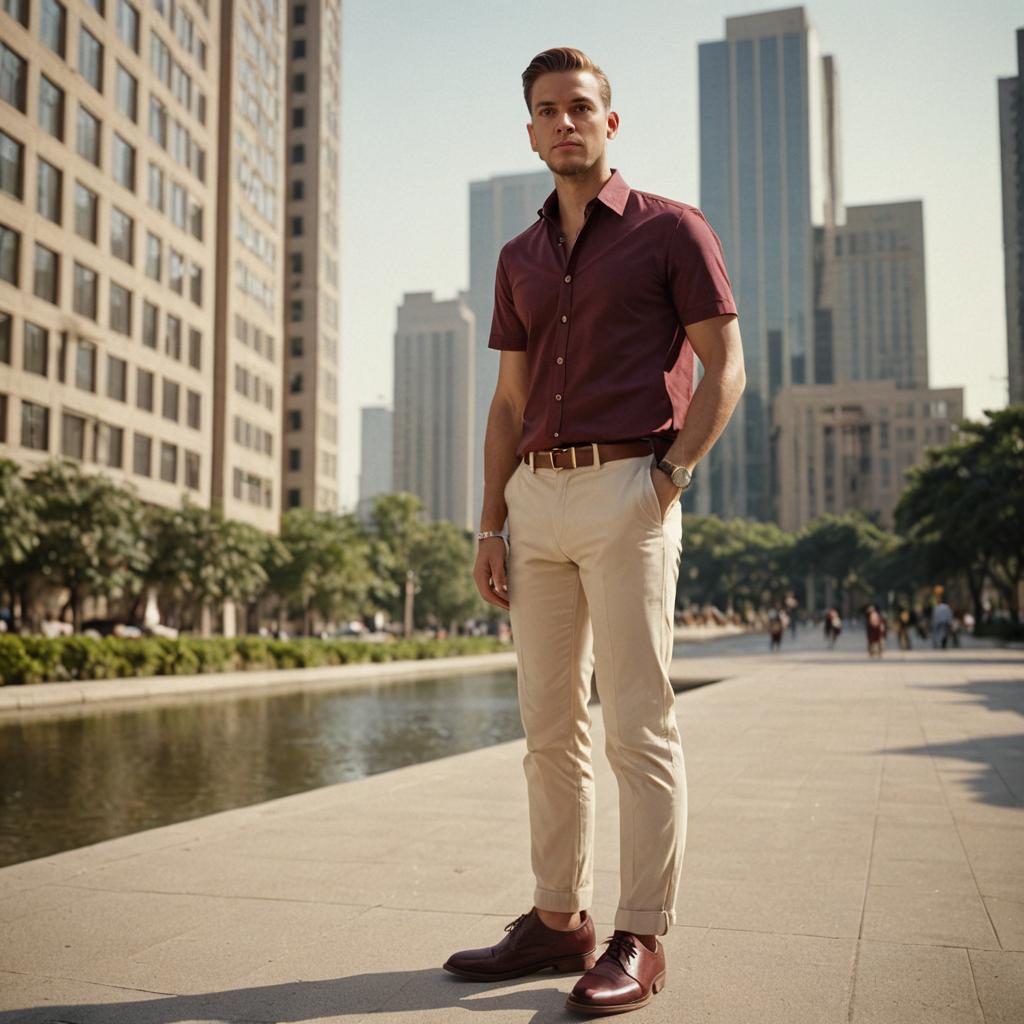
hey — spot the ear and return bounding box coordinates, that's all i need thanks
[526,121,539,154]
[606,110,620,141]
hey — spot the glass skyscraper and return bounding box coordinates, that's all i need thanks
[697,7,838,519]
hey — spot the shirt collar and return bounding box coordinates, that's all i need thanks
[538,169,631,221]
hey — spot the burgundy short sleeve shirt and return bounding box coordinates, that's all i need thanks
[488,170,738,457]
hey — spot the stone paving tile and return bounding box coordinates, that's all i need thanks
[967,949,1024,1024]
[847,941,985,1023]
[984,896,1024,951]
[860,885,1000,949]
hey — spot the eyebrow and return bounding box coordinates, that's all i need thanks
[534,96,595,109]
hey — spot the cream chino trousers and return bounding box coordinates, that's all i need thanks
[505,451,686,937]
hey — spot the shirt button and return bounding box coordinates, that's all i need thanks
[555,394,562,401]
[564,274,572,283]
[556,356,564,364]
[560,314,567,323]
[553,432,559,438]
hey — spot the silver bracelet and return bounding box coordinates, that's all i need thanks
[477,530,506,543]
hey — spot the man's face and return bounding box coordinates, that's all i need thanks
[526,70,618,177]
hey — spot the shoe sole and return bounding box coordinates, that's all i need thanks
[565,971,666,1015]
[443,950,598,982]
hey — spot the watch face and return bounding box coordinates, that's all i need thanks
[672,466,692,490]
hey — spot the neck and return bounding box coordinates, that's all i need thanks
[553,158,613,225]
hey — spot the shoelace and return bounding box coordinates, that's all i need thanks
[599,932,638,971]
[504,912,529,934]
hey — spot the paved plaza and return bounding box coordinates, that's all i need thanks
[0,632,1022,1023]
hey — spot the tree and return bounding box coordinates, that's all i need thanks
[266,509,374,633]
[412,521,483,631]
[0,459,40,628]
[26,460,147,631]
[365,493,428,622]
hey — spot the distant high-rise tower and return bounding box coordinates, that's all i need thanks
[467,170,551,515]
[212,0,287,531]
[697,6,839,519]
[358,404,392,512]
[392,292,474,529]
[281,0,342,513]
[999,27,1024,406]
[820,201,929,390]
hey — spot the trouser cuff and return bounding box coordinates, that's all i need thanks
[533,885,593,913]
[615,907,674,936]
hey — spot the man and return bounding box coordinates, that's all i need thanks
[443,47,745,1015]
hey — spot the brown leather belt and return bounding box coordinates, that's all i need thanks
[523,440,653,471]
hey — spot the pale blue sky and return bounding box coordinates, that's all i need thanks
[338,0,1020,509]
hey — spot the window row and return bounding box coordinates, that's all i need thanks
[147,158,203,240]
[147,91,205,181]
[233,312,275,364]
[232,361,274,411]
[232,466,272,508]
[152,0,207,66]
[232,414,273,457]
[149,29,206,124]
[143,229,203,305]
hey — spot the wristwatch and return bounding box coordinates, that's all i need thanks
[656,459,693,492]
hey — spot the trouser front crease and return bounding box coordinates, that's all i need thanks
[506,454,687,937]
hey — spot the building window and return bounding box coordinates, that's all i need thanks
[3,0,27,26]
[291,179,304,200]
[78,28,103,92]
[75,339,96,391]
[292,72,305,93]
[0,310,10,364]
[287,410,302,431]
[73,183,98,243]
[38,76,65,139]
[159,441,177,482]
[35,159,62,223]
[76,105,101,165]
[116,0,139,51]
[115,63,137,120]
[21,401,49,451]
[169,248,183,293]
[189,261,201,305]
[95,422,123,467]
[290,145,305,166]
[23,322,48,376]
[112,133,135,189]
[188,327,201,369]
[145,231,161,280]
[290,300,302,323]
[170,181,186,228]
[289,372,303,394]
[39,0,67,57]
[132,432,151,475]
[142,301,158,349]
[0,131,23,199]
[148,95,167,147]
[292,39,306,60]
[0,44,27,112]
[184,450,199,490]
[149,31,169,85]
[110,206,134,263]
[288,448,301,471]
[60,411,86,459]
[72,262,98,320]
[147,161,164,210]
[0,223,18,284]
[186,389,200,429]
[106,354,127,401]
[290,336,303,357]
[165,313,181,359]
[293,5,305,25]
[135,367,153,410]
[189,200,202,240]
[291,107,305,129]
[109,281,131,335]
[162,378,179,421]
[290,252,303,274]
[0,392,6,443]
[287,488,300,508]
[33,244,59,304]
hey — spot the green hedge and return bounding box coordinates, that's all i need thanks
[973,621,1024,642]
[0,635,507,685]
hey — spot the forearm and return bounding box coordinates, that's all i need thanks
[664,361,745,471]
[479,395,524,533]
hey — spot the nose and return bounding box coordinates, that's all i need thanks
[556,112,575,133]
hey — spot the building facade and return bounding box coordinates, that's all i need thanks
[999,27,1024,407]
[1,0,218,505]
[357,403,391,514]
[392,291,473,529]
[697,5,839,519]
[281,0,341,513]
[467,169,551,516]
[773,380,964,531]
[211,0,286,531]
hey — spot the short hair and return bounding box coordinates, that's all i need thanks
[521,47,612,113]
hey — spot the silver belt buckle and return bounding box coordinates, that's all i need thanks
[547,446,576,472]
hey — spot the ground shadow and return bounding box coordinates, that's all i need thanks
[907,677,1024,716]
[883,731,1024,806]
[0,968,589,1024]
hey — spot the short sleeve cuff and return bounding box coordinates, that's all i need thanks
[488,335,528,352]
[682,299,738,327]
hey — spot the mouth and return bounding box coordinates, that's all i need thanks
[553,141,582,149]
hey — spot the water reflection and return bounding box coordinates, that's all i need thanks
[0,670,521,867]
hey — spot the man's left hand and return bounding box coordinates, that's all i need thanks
[650,467,682,521]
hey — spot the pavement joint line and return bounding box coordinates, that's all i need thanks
[0,967,176,997]
[51,883,378,910]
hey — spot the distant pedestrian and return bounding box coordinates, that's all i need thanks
[895,606,913,650]
[866,606,887,657]
[932,600,954,648]
[769,609,784,651]
[824,608,842,649]
[784,593,798,638]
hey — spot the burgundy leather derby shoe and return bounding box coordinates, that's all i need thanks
[566,930,666,1015]
[443,908,597,981]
